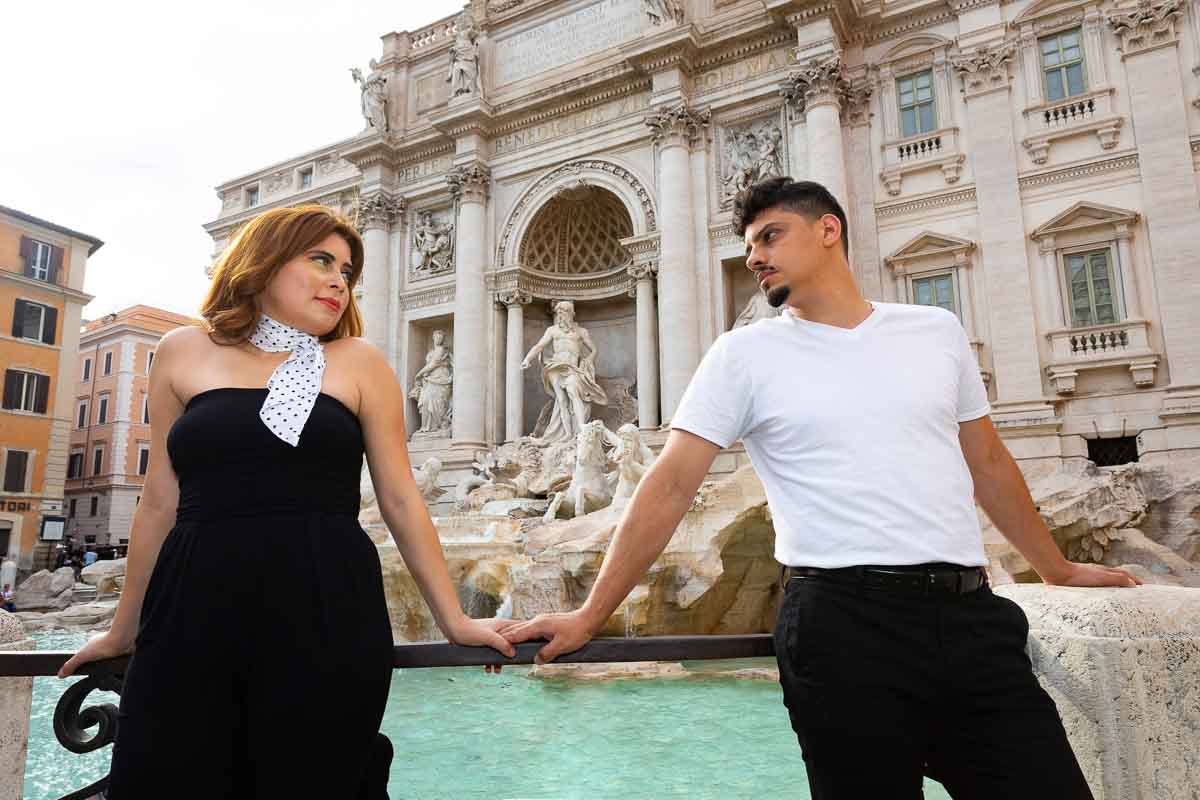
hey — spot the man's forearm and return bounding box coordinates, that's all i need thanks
[973,447,1074,583]
[579,467,694,630]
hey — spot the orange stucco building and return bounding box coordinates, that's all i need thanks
[65,306,197,548]
[0,204,102,573]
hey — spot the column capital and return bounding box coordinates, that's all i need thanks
[447,162,491,203]
[495,288,531,307]
[1106,0,1184,55]
[645,104,711,150]
[780,55,850,116]
[950,40,1018,99]
[356,191,404,232]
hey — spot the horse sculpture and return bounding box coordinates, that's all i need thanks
[543,420,617,522]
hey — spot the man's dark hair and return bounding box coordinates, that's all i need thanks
[732,177,849,256]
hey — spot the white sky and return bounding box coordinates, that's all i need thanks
[2,0,467,320]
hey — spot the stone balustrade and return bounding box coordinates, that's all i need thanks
[1021,87,1123,164]
[879,126,965,195]
[1045,318,1159,394]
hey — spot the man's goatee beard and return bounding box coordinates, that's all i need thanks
[765,283,790,308]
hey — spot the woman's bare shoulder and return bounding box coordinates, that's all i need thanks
[326,336,387,369]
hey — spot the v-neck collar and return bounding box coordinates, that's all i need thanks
[783,301,884,339]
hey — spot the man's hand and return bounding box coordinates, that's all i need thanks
[1042,561,1142,588]
[501,609,598,665]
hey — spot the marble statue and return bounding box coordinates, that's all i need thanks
[608,423,656,504]
[732,292,783,328]
[411,211,455,276]
[350,60,389,133]
[409,330,453,438]
[543,421,616,521]
[448,13,481,98]
[412,457,445,502]
[723,122,785,206]
[522,300,608,443]
[643,0,683,25]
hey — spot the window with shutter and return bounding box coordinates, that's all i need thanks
[103,352,112,375]
[68,452,83,479]
[1065,249,1118,327]
[98,395,109,425]
[1,370,48,413]
[3,451,29,492]
[92,447,104,476]
[27,240,53,282]
[90,497,98,516]
[12,300,50,342]
[83,358,91,381]
[77,401,88,428]
[138,447,150,475]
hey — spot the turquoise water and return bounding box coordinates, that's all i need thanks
[27,633,952,799]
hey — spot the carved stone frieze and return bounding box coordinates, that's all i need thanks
[447,162,491,203]
[356,191,404,232]
[410,208,455,279]
[495,288,532,307]
[950,40,1018,98]
[717,116,786,208]
[1106,0,1184,55]
[627,261,659,282]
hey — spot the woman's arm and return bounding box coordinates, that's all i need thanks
[59,327,192,676]
[351,339,515,655]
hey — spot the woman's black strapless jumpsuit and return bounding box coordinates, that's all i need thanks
[106,387,394,799]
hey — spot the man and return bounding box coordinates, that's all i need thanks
[504,178,1139,798]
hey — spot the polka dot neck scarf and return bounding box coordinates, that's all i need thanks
[248,313,325,447]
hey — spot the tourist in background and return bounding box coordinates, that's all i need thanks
[1,583,14,612]
[504,178,1138,799]
[57,205,516,799]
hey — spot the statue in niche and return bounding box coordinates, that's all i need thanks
[722,122,785,206]
[522,301,608,443]
[643,0,683,25]
[447,13,481,98]
[409,329,453,438]
[732,292,783,329]
[350,59,389,133]
[411,211,455,276]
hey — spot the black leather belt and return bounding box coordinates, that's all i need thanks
[786,564,988,595]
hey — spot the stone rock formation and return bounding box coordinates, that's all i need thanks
[80,558,125,595]
[13,567,75,611]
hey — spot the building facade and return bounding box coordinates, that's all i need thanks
[204,0,1200,492]
[65,306,196,549]
[0,205,101,571]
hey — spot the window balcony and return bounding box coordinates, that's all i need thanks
[1021,86,1123,165]
[879,126,965,196]
[1044,318,1158,394]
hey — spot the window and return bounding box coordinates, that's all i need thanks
[1041,29,1086,101]
[84,535,96,544]
[897,70,936,137]
[76,400,88,428]
[29,240,52,281]
[3,451,29,492]
[1065,248,1117,327]
[92,446,104,477]
[11,299,56,344]
[82,358,91,382]
[300,168,313,189]
[137,447,150,476]
[912,273,958,316]
[2,370,50,413]
[103,351,112,375]
[1088,435,1138,466]
[146,350,155,373]
[68,452,83,479]
[89,496,98,516]
[141,394,150,424]
[69,498,77,518]
[247,186,260,207]
[97,395,109,425]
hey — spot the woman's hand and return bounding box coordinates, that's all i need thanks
[445,616,519,673]
[57,630,136,679]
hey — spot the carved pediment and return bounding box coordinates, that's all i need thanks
[1031,201,1139,240]
[884,231,975,272]
[881,33,953,64]
[1013,0,1091,27]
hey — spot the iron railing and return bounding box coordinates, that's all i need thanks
[1,634,775,800]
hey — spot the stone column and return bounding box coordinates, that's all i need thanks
[447,163,491,447]
[0,613,33,800]
[357,191,404,354]
[780,56,850,210]
[952,42,1055,423]
[1107,1,1200,421]
[629,263,661,429]
[841,80,882,297]
[1036,235,1067,328]
[645,105,708,422]
[1113,224,1142,319]
[497,290,530,442]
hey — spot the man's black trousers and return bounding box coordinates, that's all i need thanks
[774,568,1094,799]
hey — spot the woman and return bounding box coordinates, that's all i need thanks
[58,205,516,798]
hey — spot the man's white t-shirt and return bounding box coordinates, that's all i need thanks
[672,301,991,569]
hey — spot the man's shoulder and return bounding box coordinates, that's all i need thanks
[878,302,963,336]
